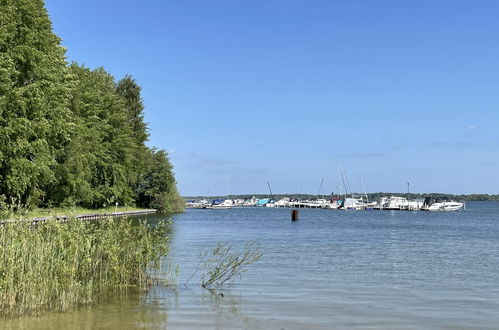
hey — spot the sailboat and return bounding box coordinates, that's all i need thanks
[336,163,364,210]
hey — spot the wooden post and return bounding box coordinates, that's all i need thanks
[291,209,299,221]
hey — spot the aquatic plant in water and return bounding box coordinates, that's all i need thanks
[0,217,171,317]
[190,241,263,288]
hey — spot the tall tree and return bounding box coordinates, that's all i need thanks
[135,149,184,213]
[0,0,72,208]
[115,75,149,198]
[51,64,135,208]
[116,75,148,146]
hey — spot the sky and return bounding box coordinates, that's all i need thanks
[44,0,499,196]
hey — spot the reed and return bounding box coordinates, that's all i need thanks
[188,241,263,288]
[0,217,170,317]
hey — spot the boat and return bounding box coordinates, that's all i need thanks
[242,196,258,207]
[210,199,234,209]
[374,196,423,211]
[233,199,245,206]
[353,199,377,210]
[256,198,271,206]
[376,196,408,210]
[263,181,276,207]
[338,197,363,210]
[274,197,290,207]
[421,197,464,212]
[186,199,211,209]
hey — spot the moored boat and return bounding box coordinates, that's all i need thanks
[186,199,211,209]
[421,197,464,212]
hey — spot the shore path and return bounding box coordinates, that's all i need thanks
[3,209,157,224]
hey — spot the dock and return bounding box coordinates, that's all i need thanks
[3,209,157,224]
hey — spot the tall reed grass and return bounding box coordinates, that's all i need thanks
[0,217,170,317]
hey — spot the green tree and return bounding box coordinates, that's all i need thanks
[0,0,183,213]
[0,0,72,208]
[116,75,183,212]
[116,75,148,145]
[115,75,149,197]
[136,149,184,213]
[50,64,135,208]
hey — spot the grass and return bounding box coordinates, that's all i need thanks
[0,217,171,317]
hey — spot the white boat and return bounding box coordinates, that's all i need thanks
[233,199,245,206]
[290,200,325,208]
[335,164,376,210]
[421,197,464,212]
[339,198,363,210]
[327,200,341,209]
[314,199,330,208]
[427,202,463,211]
[408,200,424,210]
[272,197,290,207]
[186,199,211,209]
[242,196,258,207]
[353,200,377,210]
[211,199,234,209]
[375,196,423,210]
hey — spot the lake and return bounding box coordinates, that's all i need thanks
[3,202,499,329]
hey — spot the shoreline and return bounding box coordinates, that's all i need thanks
[2,209,158,224]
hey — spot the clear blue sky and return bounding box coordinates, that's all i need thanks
[45,0,499,196]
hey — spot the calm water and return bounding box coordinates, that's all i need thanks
[3,202,499,329]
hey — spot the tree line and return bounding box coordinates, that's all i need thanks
[0,0,183,212]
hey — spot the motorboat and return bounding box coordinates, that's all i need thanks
[375,196,423,210]
[273,197,290,207]
[210,199,234,209]
[186,199,211,209]
[353,200,377,210]
[242,196,258,207]
[338,198,363,210]
[256,198,271,206]
[421,197,464,212]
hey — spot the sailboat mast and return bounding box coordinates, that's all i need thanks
[338,162,348,199]
[360,177,368,202]
[317,177,324,197]
[266,181,274,200]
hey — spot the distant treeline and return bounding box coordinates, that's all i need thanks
[185,193,499,202]
[0,0,183,212]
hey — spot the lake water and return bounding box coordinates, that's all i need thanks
[3,202,499,329]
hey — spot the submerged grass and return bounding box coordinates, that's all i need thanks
[0,217,171,317]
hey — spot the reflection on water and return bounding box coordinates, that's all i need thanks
[2,203,499,329]
[1,289,168,330]
[1,287,248,330]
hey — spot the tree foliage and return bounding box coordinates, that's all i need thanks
[0,0,182,212]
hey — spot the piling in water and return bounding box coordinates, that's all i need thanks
[291,209,299,221]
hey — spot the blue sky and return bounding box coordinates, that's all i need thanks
[45,0,499,196]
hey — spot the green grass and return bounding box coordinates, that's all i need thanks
[0,217,171,317]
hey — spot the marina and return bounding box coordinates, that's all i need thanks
[186,195,465,212]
